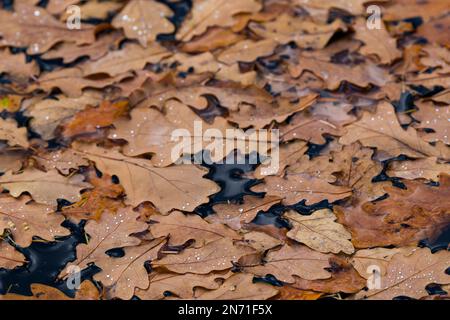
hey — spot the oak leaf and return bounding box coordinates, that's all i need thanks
[0,168,91,207]
[354,248,450,300]
[61,208,147,277]
[112,0,174,47]
[197,273,278,300]
[335,174,450,248]
[353,17,401,64]
[0,241,26,269]
[339,102,450,161]
[0,3,95,55]
[149,211,241,248]
[176,0,261,41]
[207,195,282,230]
[387,157,450,182]
[0,194,69,247]
[413,102,449,145]
[136,271,231,299]
[154,238,256,274]
[81,42,171,77]
[0,118,29,149]
[94,238,166,300]
[249,14,346,49]
[285,209,355,255]
[244,243,332,283]
[71,143,219,212]
[252,173,352,206]
[290,56,391,90]
[25,91,103,140]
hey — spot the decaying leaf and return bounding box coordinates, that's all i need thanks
[335,174,450,248]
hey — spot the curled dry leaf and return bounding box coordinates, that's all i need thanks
[112,0,174,47]
[71,143,219,212]
[285,209,355,255]
[0,194,69,247]
[335,174,450,248]
[0,168,91,207]
[149,211,241,248]
[197,273,279,300]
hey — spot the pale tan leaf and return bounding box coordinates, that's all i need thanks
[286,209,354,255]
[0,168,91,207]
